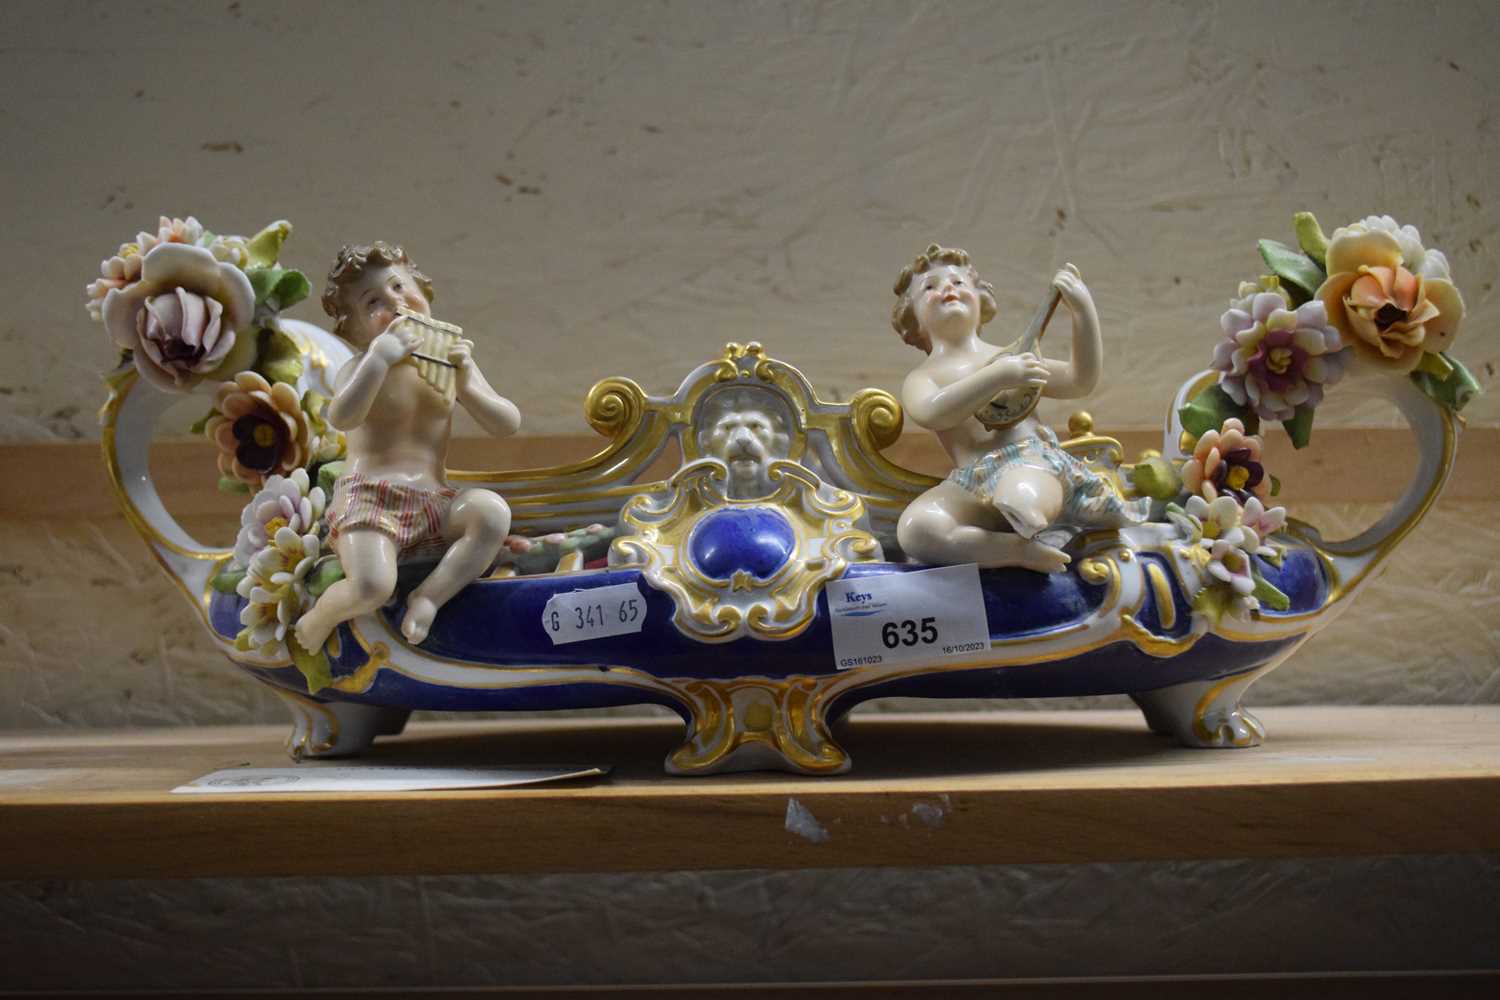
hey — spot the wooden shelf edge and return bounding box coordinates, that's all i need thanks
[3,707,1498,880]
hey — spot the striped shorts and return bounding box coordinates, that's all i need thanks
[327,473,456,557]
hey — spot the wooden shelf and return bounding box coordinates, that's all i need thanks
[2,706,1497,880]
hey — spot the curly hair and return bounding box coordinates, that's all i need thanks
[890,243,997,353]
[321,242,435,339]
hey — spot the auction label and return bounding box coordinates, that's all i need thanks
[542,582,648,645]
[826,563,990,670]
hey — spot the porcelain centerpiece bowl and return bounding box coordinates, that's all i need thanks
[106,331,1457,775]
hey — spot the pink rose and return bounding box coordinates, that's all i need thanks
[134,287,237,389]
[102,242,256,391]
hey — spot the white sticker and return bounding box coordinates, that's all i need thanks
[826,563,990,670]
[172,764,609,794]
[541,581,648,645]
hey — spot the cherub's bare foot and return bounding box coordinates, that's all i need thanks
[1018,540,1071,574]
[401,595,438,644]
[294,615,333,654]
[996,500,1049,539]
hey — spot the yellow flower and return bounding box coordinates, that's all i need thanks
[1315,227,1464,373]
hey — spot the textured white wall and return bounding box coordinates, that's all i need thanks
[3,0,1498,990]
[3,0,1496,441]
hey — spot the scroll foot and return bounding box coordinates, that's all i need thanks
[1131,672,1267,749]
[665,677,850,775]
[267,686,411,760]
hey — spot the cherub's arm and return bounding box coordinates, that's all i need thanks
[1041,265,1103,400]
[450,339,521,439]
[326,324,423,430]
[901,353,1049,431]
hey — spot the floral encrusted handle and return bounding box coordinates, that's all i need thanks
[1130,212,1477,625]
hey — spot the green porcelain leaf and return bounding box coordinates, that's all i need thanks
[289,635,333,695]
[256,326,304,385]
[247,265,311,314]
[306,556,345,599]
[1411,352,1482,413]
[189,408,217,435]
[1191,584,1232,625]
[1179,382,1258,438]
[1256,239,1324,306]
[317,460,347,495]
[1281,404,1315,450]
[245,220,292,268]
[1292,212,1329,269]
[1131,456,1183,501]
[1251,570,1290,612]
[210,566,246,593]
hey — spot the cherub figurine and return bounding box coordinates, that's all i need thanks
[892,244,1148,573]
[294,242,520,649]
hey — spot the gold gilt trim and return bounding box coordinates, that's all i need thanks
[1145,562,1177,631]
[99,370,230,562]
[448,342,938,522]
[667,676,848,774]
[1120,614,1204,657]
[612,459,881,642]
[270,686,340,759]
[449,375,653,489]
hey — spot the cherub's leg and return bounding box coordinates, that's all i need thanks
[402,489,510,643]
[294,530,399,652]
[898,481,1069,573]
[991,465,1064,539]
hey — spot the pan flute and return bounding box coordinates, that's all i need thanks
[394,305,462,405]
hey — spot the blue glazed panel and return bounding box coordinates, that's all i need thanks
[1254,543,1328,615]
[219,545,1324,706]
[825,633,1305,721]
[687,506,797,581]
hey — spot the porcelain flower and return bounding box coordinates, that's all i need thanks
[1315,219,1464,373]
[1214,285,1346,422]
[85,249,145,321]
[1181,418,1268,503]
[205,371,314,488]
[1337,215,1453,281]
[101,242,256,391]
[236,524,319,653]
[1205,539,1259,620]
[1239,496,1286,559]
[232,469,327,569]
[1184,494,1255,552]
[205,233,250,268]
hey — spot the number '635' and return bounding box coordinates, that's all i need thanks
[881,617,937,648]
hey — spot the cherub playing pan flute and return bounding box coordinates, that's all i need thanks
[293,242,521,650]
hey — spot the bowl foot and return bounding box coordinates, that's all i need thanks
[1132,673,1268,749]
[268,687,411,760]
[663,677,851,775]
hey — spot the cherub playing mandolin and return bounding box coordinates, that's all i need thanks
[892,244,1148,573]
[294,242,520,650]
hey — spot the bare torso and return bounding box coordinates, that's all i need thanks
[337,356,455,489]
[909,341,1047,468]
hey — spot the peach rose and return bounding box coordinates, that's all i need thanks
[1315,225,1464,373]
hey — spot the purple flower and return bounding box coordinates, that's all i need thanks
[1213,287,1348,422]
